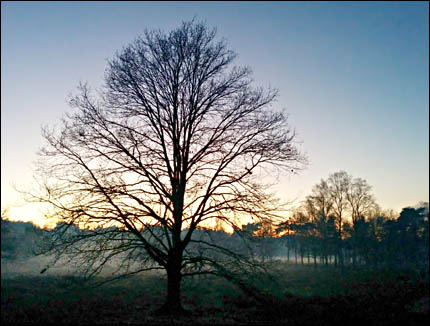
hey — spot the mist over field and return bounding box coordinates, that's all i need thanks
[0,248,309,279]
[1,254,154,278]
[0,221,165,279]
[0,220,284,278]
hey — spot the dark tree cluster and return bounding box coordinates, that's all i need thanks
[276,171,429,272]
[1,210,43,260]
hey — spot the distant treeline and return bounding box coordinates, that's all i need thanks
[2,203,428,274]
[1,220,44,259]
[268,172,429,272]
[272,204,429,270]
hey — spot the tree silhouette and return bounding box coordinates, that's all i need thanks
[28,20,305,314]
[326,171,351,266]
[278,171,382,268]
[346,177,376,267]
[303,180,333,265]
[395,206,429,267]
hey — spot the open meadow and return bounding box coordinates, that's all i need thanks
[2,260,428,325]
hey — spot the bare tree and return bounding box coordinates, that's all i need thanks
[345,176,376,267]
[346,177,376,224]
[304,179,334,224]
[304,172,377,267]
[327,171,351,236]
[303,180,334,265]
[326,171,351,266]
[28,21,305,314]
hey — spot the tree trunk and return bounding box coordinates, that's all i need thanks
[165,267,183,312]
[339,248,344,267]
[295,247,298,264]
[158,248,186,315]
[352,246,356,269]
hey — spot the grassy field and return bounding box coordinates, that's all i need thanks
[1,261,428,325]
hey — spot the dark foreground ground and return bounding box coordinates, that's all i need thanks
[1,263,428,325]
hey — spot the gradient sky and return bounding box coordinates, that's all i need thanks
[1,1,429,227]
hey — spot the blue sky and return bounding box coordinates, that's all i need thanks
[1,1,429,226]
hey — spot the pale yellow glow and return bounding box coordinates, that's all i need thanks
[4,202,55,228]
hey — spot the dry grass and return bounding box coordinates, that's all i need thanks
[1,261,428,325]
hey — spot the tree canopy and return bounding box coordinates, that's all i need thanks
[28,20,306,313]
